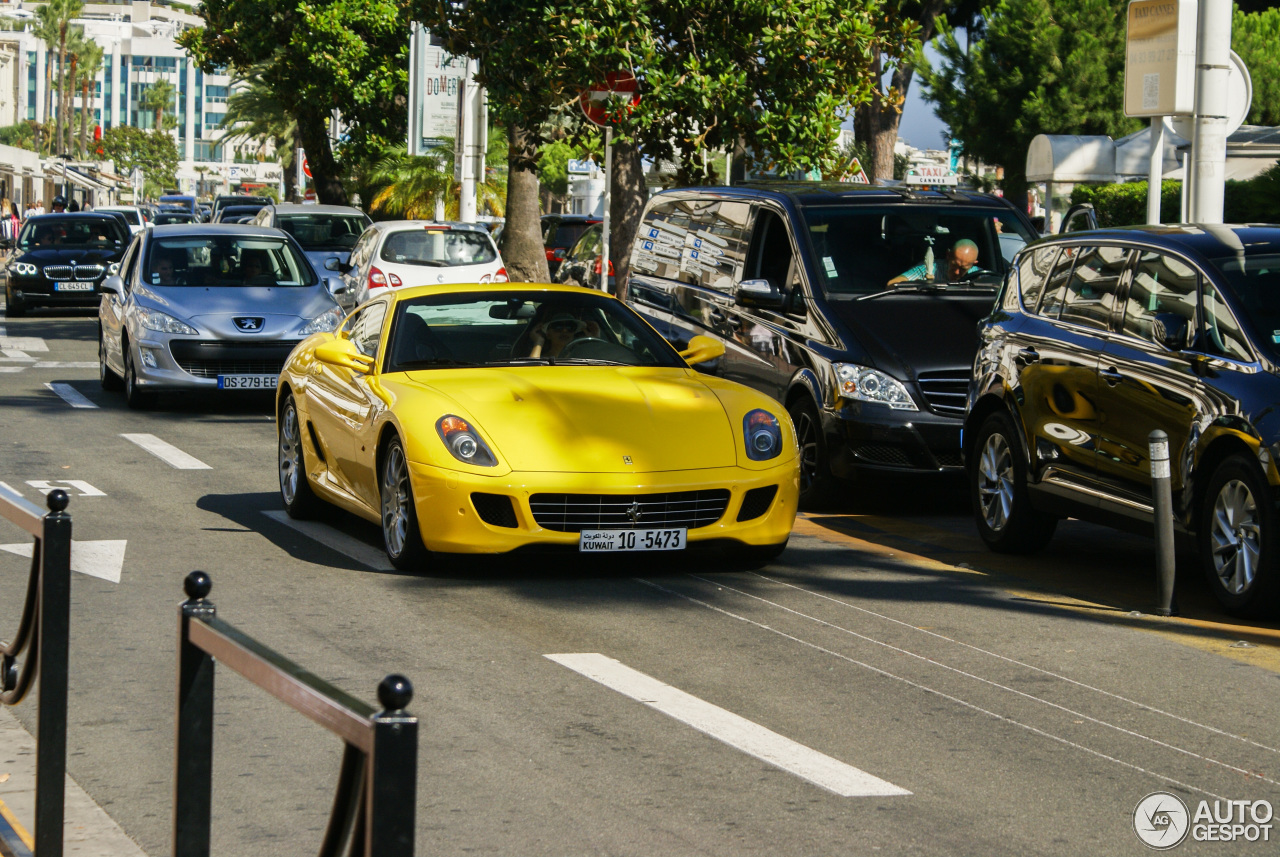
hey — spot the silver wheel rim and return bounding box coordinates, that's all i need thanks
[125,350,135,398]
[279,402,301,505]
[978,431,1015,533]
[381,444,411,557]
[794,409,819,493]
[1210,478,1260,595]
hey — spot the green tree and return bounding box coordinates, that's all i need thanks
[0,122,45,152]
[1233,5,1280,126]
[368,127,508,220]
[34,0,84,156]
[101,125,179,189]
[180,0,413,205]
[222,68,300,200]
[139,77,178,132]
[920,0,1140,206]
[72,35,103,159]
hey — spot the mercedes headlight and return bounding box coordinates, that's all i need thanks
[9,262,37,277]
[299,307,344,336]
[137,308,197,335]
[834,363,917,411]
[743,409,783,461]
[436,415,497,467]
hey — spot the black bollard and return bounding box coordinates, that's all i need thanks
[1149,430,1177,616]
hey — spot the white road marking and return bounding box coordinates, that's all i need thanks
[546,652,911,798]
[25,480,106,497]
[33,361,98,369]
[1,349,36,361]
[0,367,23,373]
[120,433,211,470]
[0,336,48,352]
[261,510,393,571]
[45,382,97,408]
[0,540,126,583]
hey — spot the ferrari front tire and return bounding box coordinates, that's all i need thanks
[278,393,321,519]
[381,436,428,571]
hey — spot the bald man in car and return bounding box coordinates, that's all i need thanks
[888,238,981,285]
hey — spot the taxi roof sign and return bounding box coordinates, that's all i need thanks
[905,165,959,187]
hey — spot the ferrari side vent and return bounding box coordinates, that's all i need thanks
[737,486,778,522]
[306,422,326,463]
[471,493,518,528]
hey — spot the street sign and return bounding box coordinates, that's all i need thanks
[302,157,311,179]
[841,156,869,184]
[580,71,640,128]
[567,158,597,176]
[1124,0,1197,118]
[228,166,239,180]
[904,165,959,186]
[1168,50,1253,140]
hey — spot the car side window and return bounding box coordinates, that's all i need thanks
[118,239,140,292]
[350,302,387,359]
[744,207,796,293]
[1203,282,1253,362]
[1055,245,1130,330]
[1016,246,1060,312]
[1037,247,1080,319]
[1120,252,1198,347]
[689,201,750,292]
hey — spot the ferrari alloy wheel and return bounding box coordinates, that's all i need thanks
[1200,455,1280,617]
[381,436,428,571]
[787,396,836,509]
[278,394,320,519]
[969,410,1055,554]
[99,332,123,391]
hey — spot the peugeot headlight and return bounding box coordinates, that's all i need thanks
[436,415,497,467]
[743,409,783,461]
[107,262,120,275]
[299,307,344,336]
[9,262,37,277]
[833,363,917,411]
[137,308,197,335]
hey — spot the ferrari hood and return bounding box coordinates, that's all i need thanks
[399,367,737,472]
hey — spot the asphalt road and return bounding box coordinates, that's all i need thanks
[1,306,1278,856]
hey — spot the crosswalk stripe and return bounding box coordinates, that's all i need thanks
[33,362,99,369]
[546,653,912,798]
[45,382,97,408]
[120,433,211,470]
[260,510,393,571]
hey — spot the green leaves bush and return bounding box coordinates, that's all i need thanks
[1071,165,1280,227]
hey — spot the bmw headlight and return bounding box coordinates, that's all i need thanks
[743,409,783,461]
[137,308,198,335]
[833,363,917,411]
[436,415,497,467]
[9,262,37,277]
[299,307,344,336]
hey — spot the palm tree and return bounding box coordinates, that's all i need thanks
[367,144,455,219]
[221,68,298,197]
[34,0,84,156]
[73,36,103,159]
[140,77,177,133]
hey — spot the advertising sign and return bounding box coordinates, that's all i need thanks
[1124,0,1198,117]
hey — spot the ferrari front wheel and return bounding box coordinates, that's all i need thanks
[278,393,320,519]
[381,436,428,571]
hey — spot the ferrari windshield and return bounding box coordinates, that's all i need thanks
[800,205,1035,296]
[145,235,317,287]
[383,291,685,370]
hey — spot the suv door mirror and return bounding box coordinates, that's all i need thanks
[99,275,125,298]
[1153,312,1193,351]
[735,278,786,309]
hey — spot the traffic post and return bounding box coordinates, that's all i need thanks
[580,72,640,293]
[1149,430,1177,616]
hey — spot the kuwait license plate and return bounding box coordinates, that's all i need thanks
[56,281,95,291]
[217,374,276,390]
[578,528,686,552]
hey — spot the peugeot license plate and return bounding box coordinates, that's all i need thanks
[55,281,95,291]
[217,374,276,390]
[578,528,686,552]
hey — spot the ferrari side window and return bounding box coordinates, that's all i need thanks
[351,302,386,358]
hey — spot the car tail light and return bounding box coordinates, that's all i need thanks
[545,248,557,261]
[493,267,508,283]
[592,256,615,276]
[368,266,402,290]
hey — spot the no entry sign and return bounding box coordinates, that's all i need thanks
[580,71,640,127]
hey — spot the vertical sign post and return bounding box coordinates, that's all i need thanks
[579,72,640,294]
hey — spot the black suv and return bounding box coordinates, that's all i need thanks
[965,225,1280,617]
[542,213,602,277]
[624,183,1037,505]
[4,213,129,316]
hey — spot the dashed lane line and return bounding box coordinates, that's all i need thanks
[45,382,97,408]
[120,433,211,470]
[0,336,48,352]
[260,510,393,571]
[32,361,98,369]
[546,652,911,798]
[0,540,126,583]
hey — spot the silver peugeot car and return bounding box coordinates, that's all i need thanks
[98,224,347,408]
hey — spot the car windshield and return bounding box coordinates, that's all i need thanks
[383,291,685,371]
[1207,252,1280,351]
[102,209,141,225]
[799,205,1035,296]
[380,228,497,267]
[145,235,317,287]
[18,216,126,249]
[278,214,367,251]
[549,220,597,248]
[154,213,195,225]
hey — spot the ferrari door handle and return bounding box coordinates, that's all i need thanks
[1100,367,1123,386]
[1016,347,1039,364]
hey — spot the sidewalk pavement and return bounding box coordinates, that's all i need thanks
[0,706,148,857]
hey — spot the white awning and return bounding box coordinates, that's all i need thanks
[46,164,111,191]
[1026,135,1117,183]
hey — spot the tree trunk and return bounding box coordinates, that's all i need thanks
[54,34,66,156]
[63,55,77,157]
[79,76,89,159]
[609,140,646,302]
[296,108,346,205]
[501,121,548,283]
[282,128,298,202]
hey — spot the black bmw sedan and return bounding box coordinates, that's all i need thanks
[4,213,130,316]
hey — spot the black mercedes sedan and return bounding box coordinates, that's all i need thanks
[4,213,130,316]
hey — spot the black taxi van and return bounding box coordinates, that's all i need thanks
[624,183,1037,506]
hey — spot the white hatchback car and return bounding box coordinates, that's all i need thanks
[96,206,150,235]
[339,221,507,307]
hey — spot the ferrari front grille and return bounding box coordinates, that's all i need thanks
[529,490,731,533]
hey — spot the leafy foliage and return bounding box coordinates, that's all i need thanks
[101,126,179,188]
[0,122,44,152]
[1069,180,1183,227]
[1233,6,1280,126]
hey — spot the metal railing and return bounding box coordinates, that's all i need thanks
[175,571,418,857]
[0,486,72,857]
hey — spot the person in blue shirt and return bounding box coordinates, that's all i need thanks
[888,238,980,285]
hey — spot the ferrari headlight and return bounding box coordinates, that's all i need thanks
[833,362,917,411]
[138,308,197,335]
[9,262,37,277]
[436,415,497,467]
[299,307,343,336]
[743,409,783,461]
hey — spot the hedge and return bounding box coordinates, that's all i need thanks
[1070,163,1280,227]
